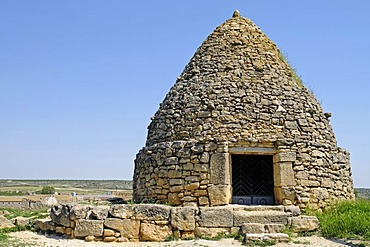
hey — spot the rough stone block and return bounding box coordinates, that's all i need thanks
[208,184,231,206]
[103,236,116,242]
[184,182,200,190]
[165,157,179,165]
[87,206,109,220]
[234,211,288,226]
[198,206,233,227]
[134,204,171,221]
[70,205,87,220]
[109,204,134,219]
[241,223,265,234]
[198,196,209,206]
[140,223,172,241]
[51,205,71,227]
[171,206,197,231]
[181,231,195,239]
[265,224,284,233]
[74,219,103,237]
[103,229,115,237]
[274,162,296,186]
[104,218,140,239]
[275,187,296,205]
[168,192,182,206]
[291,216,320,232]
[195,227,229,238]
[210,153,230,185]
[13,216,29,226]
[276,152,296,162]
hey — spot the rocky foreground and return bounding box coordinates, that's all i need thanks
[8,231,357,247]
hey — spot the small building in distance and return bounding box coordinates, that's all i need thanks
[133,11,355,210]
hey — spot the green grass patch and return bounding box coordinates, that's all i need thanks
[0,207,48,220]
[278,50,304,87]
[316,199,370,240]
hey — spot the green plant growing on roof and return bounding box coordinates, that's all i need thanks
[278,50,304,87]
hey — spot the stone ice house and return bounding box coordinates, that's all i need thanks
[133,11,355,210]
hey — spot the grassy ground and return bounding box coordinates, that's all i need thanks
[0,207,48,246]
[315,199,370,242]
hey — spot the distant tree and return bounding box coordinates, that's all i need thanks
[39,186,56,194]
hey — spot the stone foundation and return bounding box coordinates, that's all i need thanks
[39,204,319,242]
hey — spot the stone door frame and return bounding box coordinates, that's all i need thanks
[228,147,296,205]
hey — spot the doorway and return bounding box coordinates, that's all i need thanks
[231,154,274,205]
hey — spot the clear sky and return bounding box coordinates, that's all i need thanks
[0,1,369,187]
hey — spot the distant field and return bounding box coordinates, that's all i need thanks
[1,179,368,199]
[0,179,133,195]
[356,188,370,199]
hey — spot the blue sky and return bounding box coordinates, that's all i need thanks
[0,1,369,187]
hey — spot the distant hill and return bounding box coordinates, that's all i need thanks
[0,179,132,190]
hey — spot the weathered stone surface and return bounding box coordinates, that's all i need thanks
[103,229,115,237]
[104,218,140,239]
[277,152,296,162]
[70,205,87,220]
[171,206,196,231]
[265,224,284,233]
[208,185,231,206]
[291,216,320,232]
[87,206,109,220]
[234,211,288,226]
[0,215,15,229]
[51,205,71,227]
[103,236,116,242]
[284,205,301,216]
[199,206,233,227]
[84,235,95,242]
[140,223,172,242]
[195,227,229,238]
[168,192,182,205]
[210,153,230,185]
[274,162,296,186]
[34,219,55,232]
[241,223,265,234]
[109,204,134,219]
[13,216,30,226]
[74,219,103,237]
[134,204,171,221]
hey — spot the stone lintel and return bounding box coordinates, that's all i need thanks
[228,147,277,155]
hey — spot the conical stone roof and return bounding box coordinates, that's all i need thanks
[146,10,333,147]
[134,11,354,209]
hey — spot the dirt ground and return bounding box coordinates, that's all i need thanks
[7,231,366,247]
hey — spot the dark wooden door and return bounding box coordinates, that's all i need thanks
[232,155,274,205]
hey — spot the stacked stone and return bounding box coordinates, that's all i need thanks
[43,204,319,242]
[134,141,232,207]
[133,11,355,209]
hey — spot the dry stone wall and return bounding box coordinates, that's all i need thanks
[41,204,318,242]
[133,11,355,210]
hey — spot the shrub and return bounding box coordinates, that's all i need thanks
[38,186,56,194]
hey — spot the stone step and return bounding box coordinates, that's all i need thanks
[245,233,289,243]
[241,223,285,234]
[231,205,286,212]
[234,210,289,226]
